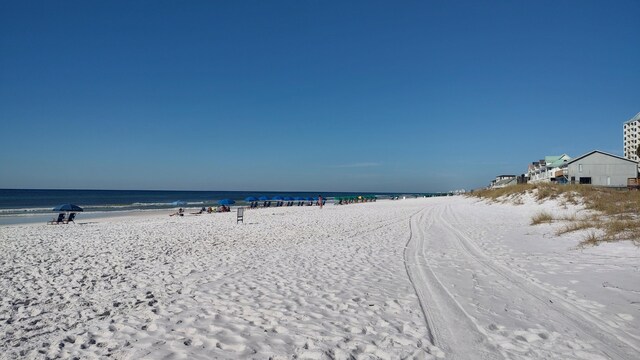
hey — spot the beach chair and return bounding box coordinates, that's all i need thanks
[64,213,77,224]
[237,207,244,224]
[48,213,65,225]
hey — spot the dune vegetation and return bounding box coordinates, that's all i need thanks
[469,184,640,246]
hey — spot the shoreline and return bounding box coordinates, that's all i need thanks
[0,200,387,226]
[0,198,404,227]
[0,208,174,227]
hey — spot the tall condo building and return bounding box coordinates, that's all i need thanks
[623,112,640,162]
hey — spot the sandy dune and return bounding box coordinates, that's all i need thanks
[1,197,638,359]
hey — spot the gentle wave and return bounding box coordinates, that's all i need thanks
[0,196,398,214]
[0,207,54,214]
[0,189,409,217]
[0,202,221,216]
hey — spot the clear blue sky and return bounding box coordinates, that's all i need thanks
[1,1,638,192]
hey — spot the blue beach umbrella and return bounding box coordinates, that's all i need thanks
[53,204,84,212]
[284,196,294,201]
[272,196,284,201]
[217,199,236,205]
[258,196,270,201]
[294,196,303,201]
[244,196,258,202]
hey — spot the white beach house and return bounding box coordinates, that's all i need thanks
[566,150,638,186]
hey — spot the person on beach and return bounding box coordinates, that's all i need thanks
[318,194,323,209]
[170,208,184,216]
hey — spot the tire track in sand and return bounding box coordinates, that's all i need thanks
[438,203,639,359]
[404,205,504,360]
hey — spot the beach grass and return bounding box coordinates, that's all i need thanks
[531,211,553,225]
[469,184,640,246]
[469,184,536,201]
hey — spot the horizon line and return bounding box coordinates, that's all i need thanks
[0,187,453,194]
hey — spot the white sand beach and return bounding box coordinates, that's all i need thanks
[1,197,639,359]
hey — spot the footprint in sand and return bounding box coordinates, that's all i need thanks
[617,313,633,321]
[514,330,542,343]
[216,341,246,352]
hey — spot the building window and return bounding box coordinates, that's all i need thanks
[578,164,583,172]
[579,177,592,185]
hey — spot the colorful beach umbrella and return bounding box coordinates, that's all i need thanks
[52,204,83,212]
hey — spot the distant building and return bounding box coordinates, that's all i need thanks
[527,154,571,184]
[566,150,638,187]
[623,112,640,162]
[490,175,517,189]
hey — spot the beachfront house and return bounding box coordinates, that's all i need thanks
[566,150,639,186]
[527,154,571,184]
[490,175,517,189]
[526,160,542,182]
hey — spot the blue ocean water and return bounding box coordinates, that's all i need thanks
[0,189,414,216]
